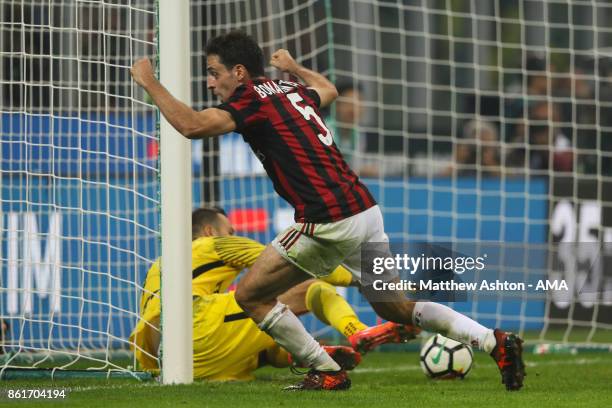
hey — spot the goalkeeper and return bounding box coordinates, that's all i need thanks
[129,207,417,381]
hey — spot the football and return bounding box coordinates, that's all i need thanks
[420,334,474,379]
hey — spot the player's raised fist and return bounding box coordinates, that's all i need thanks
[270,49,299,74]
[131,58,155,87]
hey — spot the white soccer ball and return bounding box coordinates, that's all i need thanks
[420,334,473,379]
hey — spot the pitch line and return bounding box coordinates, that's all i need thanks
[353,356,610,374]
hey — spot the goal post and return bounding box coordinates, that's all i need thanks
[158,0,193,385]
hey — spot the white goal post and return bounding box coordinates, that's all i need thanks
[158,0,192,385]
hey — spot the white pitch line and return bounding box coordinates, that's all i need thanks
[354,365,421,373]
[353,356,610,374]
[69,382,160,393]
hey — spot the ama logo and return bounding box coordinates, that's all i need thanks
[2,212,62,315]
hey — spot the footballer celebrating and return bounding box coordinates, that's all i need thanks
[131,31,525,391]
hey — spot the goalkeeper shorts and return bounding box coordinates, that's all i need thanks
[192,293,276,381]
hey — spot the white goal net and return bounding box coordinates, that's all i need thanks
[191,0,612,347]
[1,0,611,378]
[0,0,158,375]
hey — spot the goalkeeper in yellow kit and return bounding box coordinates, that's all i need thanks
[130,207,418,381]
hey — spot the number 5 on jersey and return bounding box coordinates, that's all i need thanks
[287,92,333,146]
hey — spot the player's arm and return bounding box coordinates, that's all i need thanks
[214,236,266,269]
[130,301,161,370]
[130,261,162,370]
[270,49,339,108]
[130,58,236,139]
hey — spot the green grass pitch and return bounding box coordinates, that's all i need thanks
[2,351,611,407]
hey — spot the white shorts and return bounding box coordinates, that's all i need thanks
[271,205,389,282]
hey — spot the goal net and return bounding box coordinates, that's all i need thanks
[192,0,612,348]
[0,0,158,376]
[1,0,611,379]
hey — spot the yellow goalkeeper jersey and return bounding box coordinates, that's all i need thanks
[129,235,265,370]
[191,235,265,296]
[129,234,354,375]
[142,235,265,300]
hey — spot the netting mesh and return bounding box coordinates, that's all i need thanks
[1,0,158,372]
[191,0,612,344]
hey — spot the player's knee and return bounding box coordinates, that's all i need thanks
[305,280,334,310]
[234,282,269,315]
[234,285,253,312]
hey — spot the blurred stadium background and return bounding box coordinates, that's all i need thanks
[1,0,611,377]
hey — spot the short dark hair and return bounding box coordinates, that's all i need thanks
[192,207,226,240]
[205,31,265,77]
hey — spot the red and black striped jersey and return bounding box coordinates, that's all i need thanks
[217,77,376,223]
